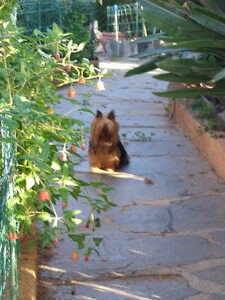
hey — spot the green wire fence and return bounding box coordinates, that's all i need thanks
[0,124,21,300]
[17,0,63,34]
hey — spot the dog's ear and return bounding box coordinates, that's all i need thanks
[96,110,103,118]
[107,110,115,121]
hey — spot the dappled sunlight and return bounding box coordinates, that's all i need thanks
[90,167,146,181]
[99,61,163,75]
[76,281,161,300]
[75,272,95,279]
[38,265,66,273]
[100,61,139,70]
[20,266,36,279]
[130,249,148,256]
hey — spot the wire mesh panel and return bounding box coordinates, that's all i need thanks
[17,0,62,34]
[0,125,21,300]
[107,2,143,38]
[60,0,95,57]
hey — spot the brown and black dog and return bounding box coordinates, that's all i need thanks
[88,110,129,171]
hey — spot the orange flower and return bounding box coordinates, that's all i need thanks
[71,251,79,261]
[62,202,67,210]
[38,190,51,201]
[70,145,77,152]
[78,77,86,85]
[68,88,76,98]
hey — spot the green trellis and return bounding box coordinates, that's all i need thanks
[16,0,62,34]
[0,124,21,300]
[107,2,142,38]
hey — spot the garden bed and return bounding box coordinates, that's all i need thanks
[170,83,225,180]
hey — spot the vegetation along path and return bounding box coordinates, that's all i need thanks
[38,57,225,300]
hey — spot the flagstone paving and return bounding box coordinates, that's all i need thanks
[38,56,225,300]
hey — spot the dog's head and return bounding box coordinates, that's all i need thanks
[90,110,119,146]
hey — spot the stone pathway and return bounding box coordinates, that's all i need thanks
[38,57,225,300]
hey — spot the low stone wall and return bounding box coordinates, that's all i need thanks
[172,99,225,180]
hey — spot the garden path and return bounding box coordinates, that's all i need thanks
[38,56,225,300]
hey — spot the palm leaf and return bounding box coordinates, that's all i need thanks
[154,87,225,98]
[132,47,187,59]
[190,9,225,36]
[154,73,210,84]
[212,68,225,82]
[125,56,164,77]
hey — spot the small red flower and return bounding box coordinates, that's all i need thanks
[47,108,54,115]
[9,174,13,183]
[66,65,71,72]
[85,219,90,228]
[55,52,60,60]
[38,190,51,201]
[71,251,79,261]
[81,144,86,151]
[8,232,20,241]
[70,145,77,152]
[61,152,67,162]
[68,88,76,98]
[84,254,89,262]
[53,238,58,245]
[62,202,67,210]
[78,77,86,85]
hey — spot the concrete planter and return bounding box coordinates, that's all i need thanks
[169,83,225,180]
[102,32,127,47]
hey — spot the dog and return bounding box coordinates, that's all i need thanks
[88,110,129,171]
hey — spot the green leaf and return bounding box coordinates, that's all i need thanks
[39,141,50,161]
[94,218,101,228]
[153,87,225,98]
[59,186,69,205]
[99,194,108,201]
[53,22,63,35]
[153,73,210,84]
[156,58,221,76]
[169,39,225,49]
[139,0,205,38]
[125,56,164,77]
[190,9,225,36]
[0,116,19,130]
[51,154,61,171]
[63,209,82,219]
[34,212,52,222]
[212,68,225,82]
[79,108,95,115]
[101,187,114,193]
[91,182,105,188]
[132,47,186,59]
[77,42,85,52]
[93,237,103,247]
[68,234,86,249]
[61,164,70,176]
